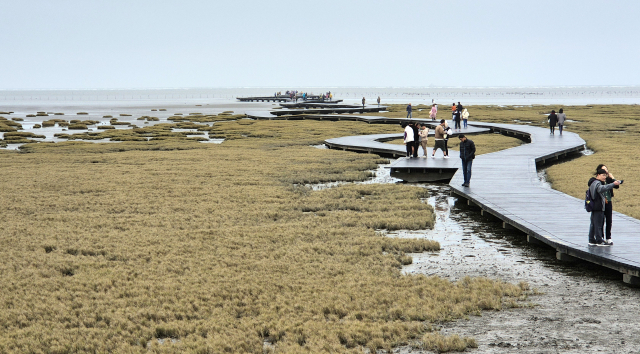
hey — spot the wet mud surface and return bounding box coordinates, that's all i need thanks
[392,184,640,353]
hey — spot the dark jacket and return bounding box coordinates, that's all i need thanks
[459,138,476,160]
[406,105,412,112]
[548,113,558,126]
[411,125,419,143]
[605,176,619,198]
[588,177,616,211]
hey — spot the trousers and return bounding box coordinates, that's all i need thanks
[588,210,606,244]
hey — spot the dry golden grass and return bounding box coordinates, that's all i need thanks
[0,119,531,353]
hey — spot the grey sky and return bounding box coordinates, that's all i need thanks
[2,0,639,89]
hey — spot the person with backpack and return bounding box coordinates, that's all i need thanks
[587,169,621,246]
[597,164,619,244]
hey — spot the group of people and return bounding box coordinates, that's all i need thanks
[451,102,469,130]
[402,119,476,186]
[274,91,334,102]
[588,165,622,246]
[547,109,567,135]
[404,104,440,121]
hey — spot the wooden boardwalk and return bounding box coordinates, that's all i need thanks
[246,108,640,283]
[326,120,640,285]
[447,123,640,285]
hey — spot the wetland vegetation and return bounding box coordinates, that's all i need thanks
[0,119,532,353]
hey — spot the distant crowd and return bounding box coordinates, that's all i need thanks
[274,91,334,102]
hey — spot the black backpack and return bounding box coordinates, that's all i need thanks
[584,181,601,212]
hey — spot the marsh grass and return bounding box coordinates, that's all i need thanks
[12,117,24,121]
[0,117,22,132]
[168,113,244,123]
[0,119,534,353]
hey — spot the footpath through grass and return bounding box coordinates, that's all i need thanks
[0,119,531,353]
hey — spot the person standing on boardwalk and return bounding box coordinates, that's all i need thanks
[362,97,366,109]
[429,104,437,121]
[377,96,381,107]
[458,134,475,187]
[419,124,430,157]
[588,169,621,246]
[462,108,469,128]
[548,110,558,135]
[597,164,619,244]
[432,120,447,158]
[406,103,412,119]
[443,121,451,158]
[451,103,457,124]
[411,122,420,157]
[403,123,414,157]
[556,108,566,135]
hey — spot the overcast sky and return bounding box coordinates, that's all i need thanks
[2,0,639,89]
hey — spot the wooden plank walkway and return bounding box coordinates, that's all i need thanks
[247,108,640,283]
[237,96,291,102]
[446,122,640,284]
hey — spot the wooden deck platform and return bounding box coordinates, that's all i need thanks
[329,120,640,285]
[270,105,388,116]
[248,107,640,284]
[237,96,291,102]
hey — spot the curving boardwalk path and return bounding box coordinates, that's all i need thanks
[322,120,640,285]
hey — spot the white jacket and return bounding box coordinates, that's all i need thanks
[404,125,414,143]
[461,108,469,120]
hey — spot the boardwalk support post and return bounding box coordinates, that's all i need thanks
[527,235,544,246]
[623,274,640,286]
[503,222,515,230]
[556,251,578,262]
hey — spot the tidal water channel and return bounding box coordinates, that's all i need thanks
[305,158,640,353]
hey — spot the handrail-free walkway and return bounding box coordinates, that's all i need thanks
[322,119,640,284]
[247,106,640,283]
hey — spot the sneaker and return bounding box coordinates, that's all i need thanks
[596,241,611,247]
[606,239,614,245]
[588,242,597,246]
[444,156,450,159]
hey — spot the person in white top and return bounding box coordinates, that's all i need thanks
[403,123,414,157]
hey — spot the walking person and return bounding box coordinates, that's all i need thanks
[443,121,451,158]
[587,169,621,246]
[406,103,412,119]
[557,108,566,135]
[419,124,430,157]
[597,164,619,244]
[377,96,381,107]
[462,108,469,128]
[403,123,414,157]
[548,110,558,135]
[458,134,475,187]
[429,104,437,121]
[362,97,366,109]
[431,119,447,158]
